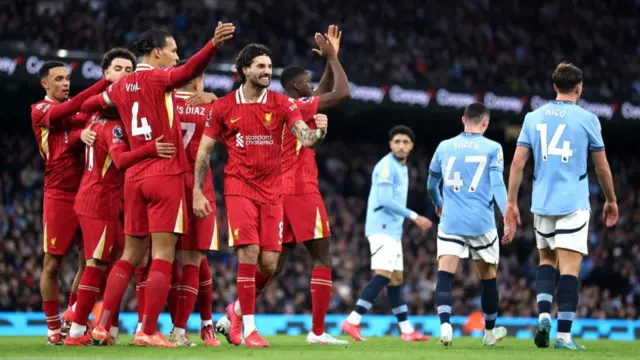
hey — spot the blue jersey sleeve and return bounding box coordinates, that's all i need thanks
[429,144,443,178]
[586,114,605,152]
[489,144,504,173]
[516,115,532,148]
[374,160,394,185]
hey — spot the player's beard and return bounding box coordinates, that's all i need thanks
[249,74,271,89]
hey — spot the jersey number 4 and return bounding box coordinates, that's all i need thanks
[444,156,487,193]
[536,123,573,163]
[131,102,153,140]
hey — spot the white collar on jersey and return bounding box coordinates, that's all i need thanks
[174,90,193,100]
[235,84,267,104]
[135,63,154,72]
[44,96,56,102]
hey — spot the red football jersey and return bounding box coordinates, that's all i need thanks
[281,96,320,195]
[204,86,302,203]
[74,115,127,220]
[103,64,189,182]
[173,90,215,199]
[31,98,88,197]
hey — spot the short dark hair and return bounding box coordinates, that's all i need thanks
[280,66,306,89]
[464,102,490,123]
[38,61,66,79]
[234,43,271,84]
[389,125,415,142]
[101,47,137,70]
[552,62,583,94]
[132,28,172,55]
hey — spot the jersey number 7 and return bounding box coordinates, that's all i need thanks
[444,156,487,193]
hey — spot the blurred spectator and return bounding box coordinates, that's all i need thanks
[1,132,638,319]
[1,1,640,100]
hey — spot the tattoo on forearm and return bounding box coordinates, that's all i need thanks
[195,150,210,190]
[292,121,321,146]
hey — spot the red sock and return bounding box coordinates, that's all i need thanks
[310,267,332,336]
[167,261,181,324]
[43,300,61,331]
[237,263,257,316]
[254,270,273,298]
[99,260,134,330]
[100,265,110,297]
[68,291,77,308]
[134,266,149,323]
[142,259,173,335]
[198,258,213,322]
[111,300,121,329]
[174,264,199,329]
[72,266,105,326]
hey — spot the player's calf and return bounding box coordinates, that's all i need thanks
[555,248,582,347]
[172,250,204,344]
[41,253,63,340]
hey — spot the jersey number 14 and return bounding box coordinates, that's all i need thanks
[536,123,573,163]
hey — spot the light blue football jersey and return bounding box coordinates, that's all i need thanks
[517,100,605,216]
[429,133,504,237]
[365,153,411,240]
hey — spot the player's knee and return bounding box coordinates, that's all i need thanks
[390,271,403,285]
[87,258,109,269]
[42,255,62,277]
[557,249,582,276]
[438,255,459,274]
[538,248,558,267]
[373,269,392,279]
[236,245,260,264]
[258,261,278,277]
[180,250,204,266]
[475,261,497,279]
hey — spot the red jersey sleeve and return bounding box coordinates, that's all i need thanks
[147,42,218,89]
[203,101,223,140]
[278,94,303,129]
[106,121,156,170]
[31,102,53,128]
[296,96,320,123]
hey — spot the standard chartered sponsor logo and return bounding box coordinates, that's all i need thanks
[236,133,244,148]
[246,135,274,145]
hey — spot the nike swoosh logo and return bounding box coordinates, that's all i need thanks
[230,117,241,123]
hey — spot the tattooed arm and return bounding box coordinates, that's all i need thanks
[290,114,328,149]
[193,134,216,217]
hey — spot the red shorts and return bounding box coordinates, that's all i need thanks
[124,175,188,237]
[180,185,218,251]
[78,215,124,262]
[43,195,81,255]
[225,195,283,252]
[282,192,331,244]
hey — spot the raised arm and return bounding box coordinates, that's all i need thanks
[47,78,109,126]
[311,31,351,110]
[313,25,342,96]
[290,117,326,149]
[165,22,234,89]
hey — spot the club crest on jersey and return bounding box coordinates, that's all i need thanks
[264,112,273,126]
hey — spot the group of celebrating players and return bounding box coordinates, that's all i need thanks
[30,17,619,351]
[32,22,353,348]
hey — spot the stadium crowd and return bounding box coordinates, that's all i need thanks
[1,131,638,320]
[2,0,640,99]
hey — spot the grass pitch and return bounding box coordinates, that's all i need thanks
[1,335,637,360]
